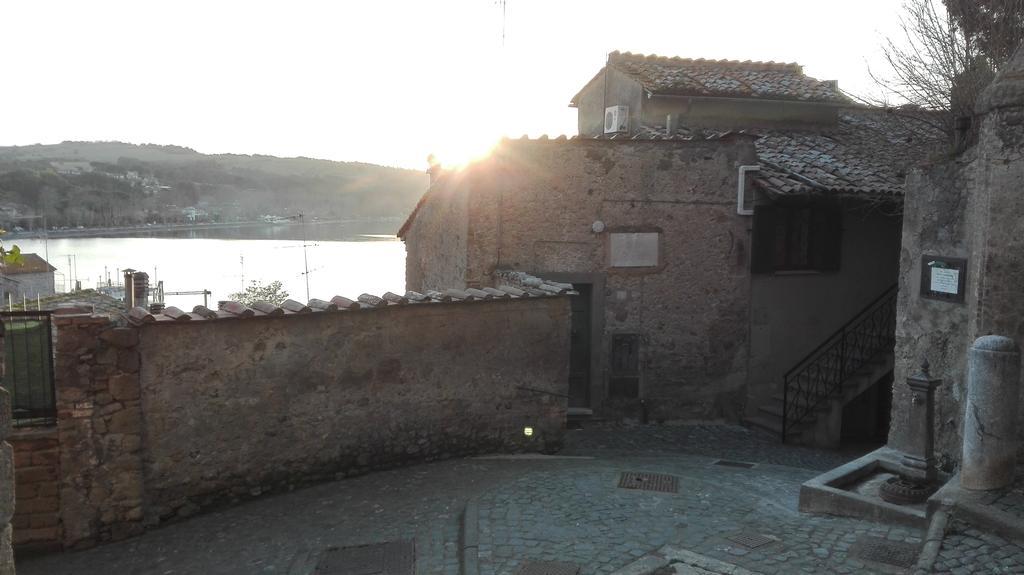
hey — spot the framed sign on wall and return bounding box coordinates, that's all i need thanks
[920,255,967,303]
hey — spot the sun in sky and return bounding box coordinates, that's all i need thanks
[0,0,906,169]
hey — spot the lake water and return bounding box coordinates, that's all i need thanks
[10,221,407,310]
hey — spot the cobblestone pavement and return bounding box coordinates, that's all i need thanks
[980,467,1024,521]
[932,520,1024,574]
[18,423,925,575]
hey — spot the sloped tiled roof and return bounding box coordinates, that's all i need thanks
[622,108,944,198]
[752,108,945,198]
[8,289,127,320]
[577,51,849,104]
[3,253,56,275]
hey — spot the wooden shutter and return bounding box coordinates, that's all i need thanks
[750,204,777,274]
[814,205,843,272]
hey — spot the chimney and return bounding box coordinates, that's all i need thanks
[426,154,442,185]
[133,272,150,309]
[123,269,135,309]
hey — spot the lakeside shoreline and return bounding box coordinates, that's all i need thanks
[4,217,403,241]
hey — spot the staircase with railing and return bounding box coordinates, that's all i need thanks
[744,284,898,445]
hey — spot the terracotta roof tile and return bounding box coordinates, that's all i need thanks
[604,51,848,103]
[751,108,945,198]
[126,275,574,326]
[4,253,57,275]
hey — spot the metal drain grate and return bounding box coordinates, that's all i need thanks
[618,471,679,493]
[514,561,581,575]
[849,536,920,569]
[314,540,415,575]
[713,459,756,469]
[725,531,776,549]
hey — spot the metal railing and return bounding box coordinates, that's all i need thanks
[781,284,898,442]
[1,311,56,426]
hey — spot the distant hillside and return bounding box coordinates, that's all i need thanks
[0,141,427,229]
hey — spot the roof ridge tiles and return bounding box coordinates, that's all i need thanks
[330,295,362,310]
[126,281,572,325]
[607,50,801,71]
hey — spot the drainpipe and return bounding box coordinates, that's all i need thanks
[737,165,759,216]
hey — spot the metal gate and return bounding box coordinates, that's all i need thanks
[1,311,55,426]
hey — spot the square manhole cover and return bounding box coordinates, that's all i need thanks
[618,471,679,493]
[725,531,776,549]
[514,561,581,575]
[849,536,920,569]
[713,459,756,469]
[314,540,415,575]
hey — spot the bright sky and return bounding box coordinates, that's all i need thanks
[1,0,908,169]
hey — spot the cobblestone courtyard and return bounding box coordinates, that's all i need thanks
[15,423,1017,574]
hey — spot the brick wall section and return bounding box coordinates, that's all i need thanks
[9,429,60,552]
[0,322,14,574]
[53,314,145,549]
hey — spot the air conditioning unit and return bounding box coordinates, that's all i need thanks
[604,105,629,134]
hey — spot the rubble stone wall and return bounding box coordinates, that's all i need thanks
[463,138,757,420]
[9,429,60,552]
[0,323,13,574]
[403,178,470,292]
[28,297,569,550]
[892,47,1024,467]
[135,297,569,525]
[53,315,145,549]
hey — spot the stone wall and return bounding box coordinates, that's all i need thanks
[402,176,469,292]
[454,138,756,420]
[9,429,60,552]
[52,315,145,549]
[891,161,973,466]
[0,322,13,574]
[891,47,1024,467]
[135,298,568,524]
[35,295,569,549]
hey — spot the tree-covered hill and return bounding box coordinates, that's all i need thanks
[0,141,428,228]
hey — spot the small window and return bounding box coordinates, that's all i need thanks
[751,203,842,273]
[609,232,659,268]
[609,334,640,399]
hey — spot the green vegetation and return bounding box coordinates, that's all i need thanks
[229,280,289,306]
[0,141,428,229]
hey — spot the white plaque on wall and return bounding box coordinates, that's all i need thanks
[609,232,659,267]
[930,268,959,294]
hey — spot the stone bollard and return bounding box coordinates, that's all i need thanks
[962,335,1021,490]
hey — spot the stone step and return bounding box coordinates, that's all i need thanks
[742,414,802,438]
[757,402,818,424]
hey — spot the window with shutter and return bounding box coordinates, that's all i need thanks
[751,203,842,273]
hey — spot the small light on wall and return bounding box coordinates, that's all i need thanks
[523,426,534,437]
[591,220,605,234]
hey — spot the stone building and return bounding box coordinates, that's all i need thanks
[400,52,944,443]
[891,46,1024,469]
[0,254,56,304]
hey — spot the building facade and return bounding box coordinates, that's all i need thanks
[402,52,943,440]
[0,254,56,304]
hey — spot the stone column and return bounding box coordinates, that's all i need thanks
[962,335,1021,490]
[0,321,14,575]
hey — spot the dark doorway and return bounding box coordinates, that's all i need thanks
[568,284,592,408]
[840,371,893,447]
